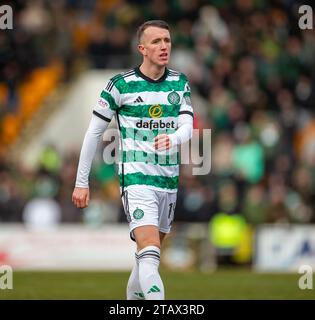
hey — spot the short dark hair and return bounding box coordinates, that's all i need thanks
[137,20,170,43]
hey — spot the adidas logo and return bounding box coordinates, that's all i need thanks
[134,292,145,299]
[147,285,161,294]
[134,96,144,103]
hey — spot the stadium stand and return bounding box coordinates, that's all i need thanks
[0,0,314,232]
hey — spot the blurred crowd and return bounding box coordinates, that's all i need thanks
[1,0,315,228]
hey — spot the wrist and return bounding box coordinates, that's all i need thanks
[75,184,89,189]
[168,133,179,147]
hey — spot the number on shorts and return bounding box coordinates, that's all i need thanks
[168,202,176,218]
[168,202,176,226]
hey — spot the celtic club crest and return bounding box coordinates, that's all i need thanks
[133,208,144,220]
[167,91,180,105]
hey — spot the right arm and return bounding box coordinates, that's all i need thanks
[72,78,121,208]
[72,114,111,208]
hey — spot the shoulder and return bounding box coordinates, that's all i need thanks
[119,68,137,80]
[167,69,190,93]
[106,68,136,92]
[168,68,181,76]
[168,68,189,82]
[109,68,136,81]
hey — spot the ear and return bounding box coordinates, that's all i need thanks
[138,44,146,56]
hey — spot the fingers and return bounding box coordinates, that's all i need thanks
[79,195,87,208]
[73,194,84,208]
[86,193,90,207]
[154,134,171,151]
[78,196,87,208]
[72,189,89,209]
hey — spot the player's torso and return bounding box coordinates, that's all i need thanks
[115,68,185,192]
[116,69,186,134]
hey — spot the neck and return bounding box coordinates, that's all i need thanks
[139,61,166,81]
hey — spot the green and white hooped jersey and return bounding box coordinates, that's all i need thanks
[93,67,194,193]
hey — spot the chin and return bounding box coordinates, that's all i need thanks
[157,60,169,67]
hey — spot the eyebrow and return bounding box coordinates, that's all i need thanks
[151,36,171,42]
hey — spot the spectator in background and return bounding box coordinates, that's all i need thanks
[22,172,61,230]
[242,185,267,225]
[232,124,265,184]
[0,164,24,222]
[23,197,61,231]
[38,144,62,176]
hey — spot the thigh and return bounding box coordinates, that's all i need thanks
[122,188,159,234]
[158,192,177,234]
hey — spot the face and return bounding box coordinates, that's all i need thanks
[138,26,171,67]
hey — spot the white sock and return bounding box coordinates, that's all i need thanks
[138,245,165,300]
[126,253,144,300]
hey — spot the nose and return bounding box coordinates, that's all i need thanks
[161,40,167,50]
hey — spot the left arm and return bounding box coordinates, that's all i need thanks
[155,78,194,150]
[154,113,193,150]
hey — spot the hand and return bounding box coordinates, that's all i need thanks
[72,187,90,209]
[154,134,172,151]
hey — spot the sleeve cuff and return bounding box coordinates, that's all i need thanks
[168,133,180,147]
[75,183,89,188]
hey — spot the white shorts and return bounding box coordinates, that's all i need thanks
[121,188,177,241]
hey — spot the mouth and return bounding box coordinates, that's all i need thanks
[159,53,168,59]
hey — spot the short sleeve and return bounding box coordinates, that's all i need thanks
[179,76,194,118]
[93,76,122,121]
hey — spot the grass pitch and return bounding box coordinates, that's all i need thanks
[0,269,314,300]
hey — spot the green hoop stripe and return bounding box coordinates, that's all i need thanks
[119,172,178,189]
[119,104,180,118]
[117,79,187,94]
[119,150,179,166]
[100,91,119,110]
[120,127,176,142]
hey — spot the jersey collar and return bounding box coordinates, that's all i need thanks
[135,66,168,83]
